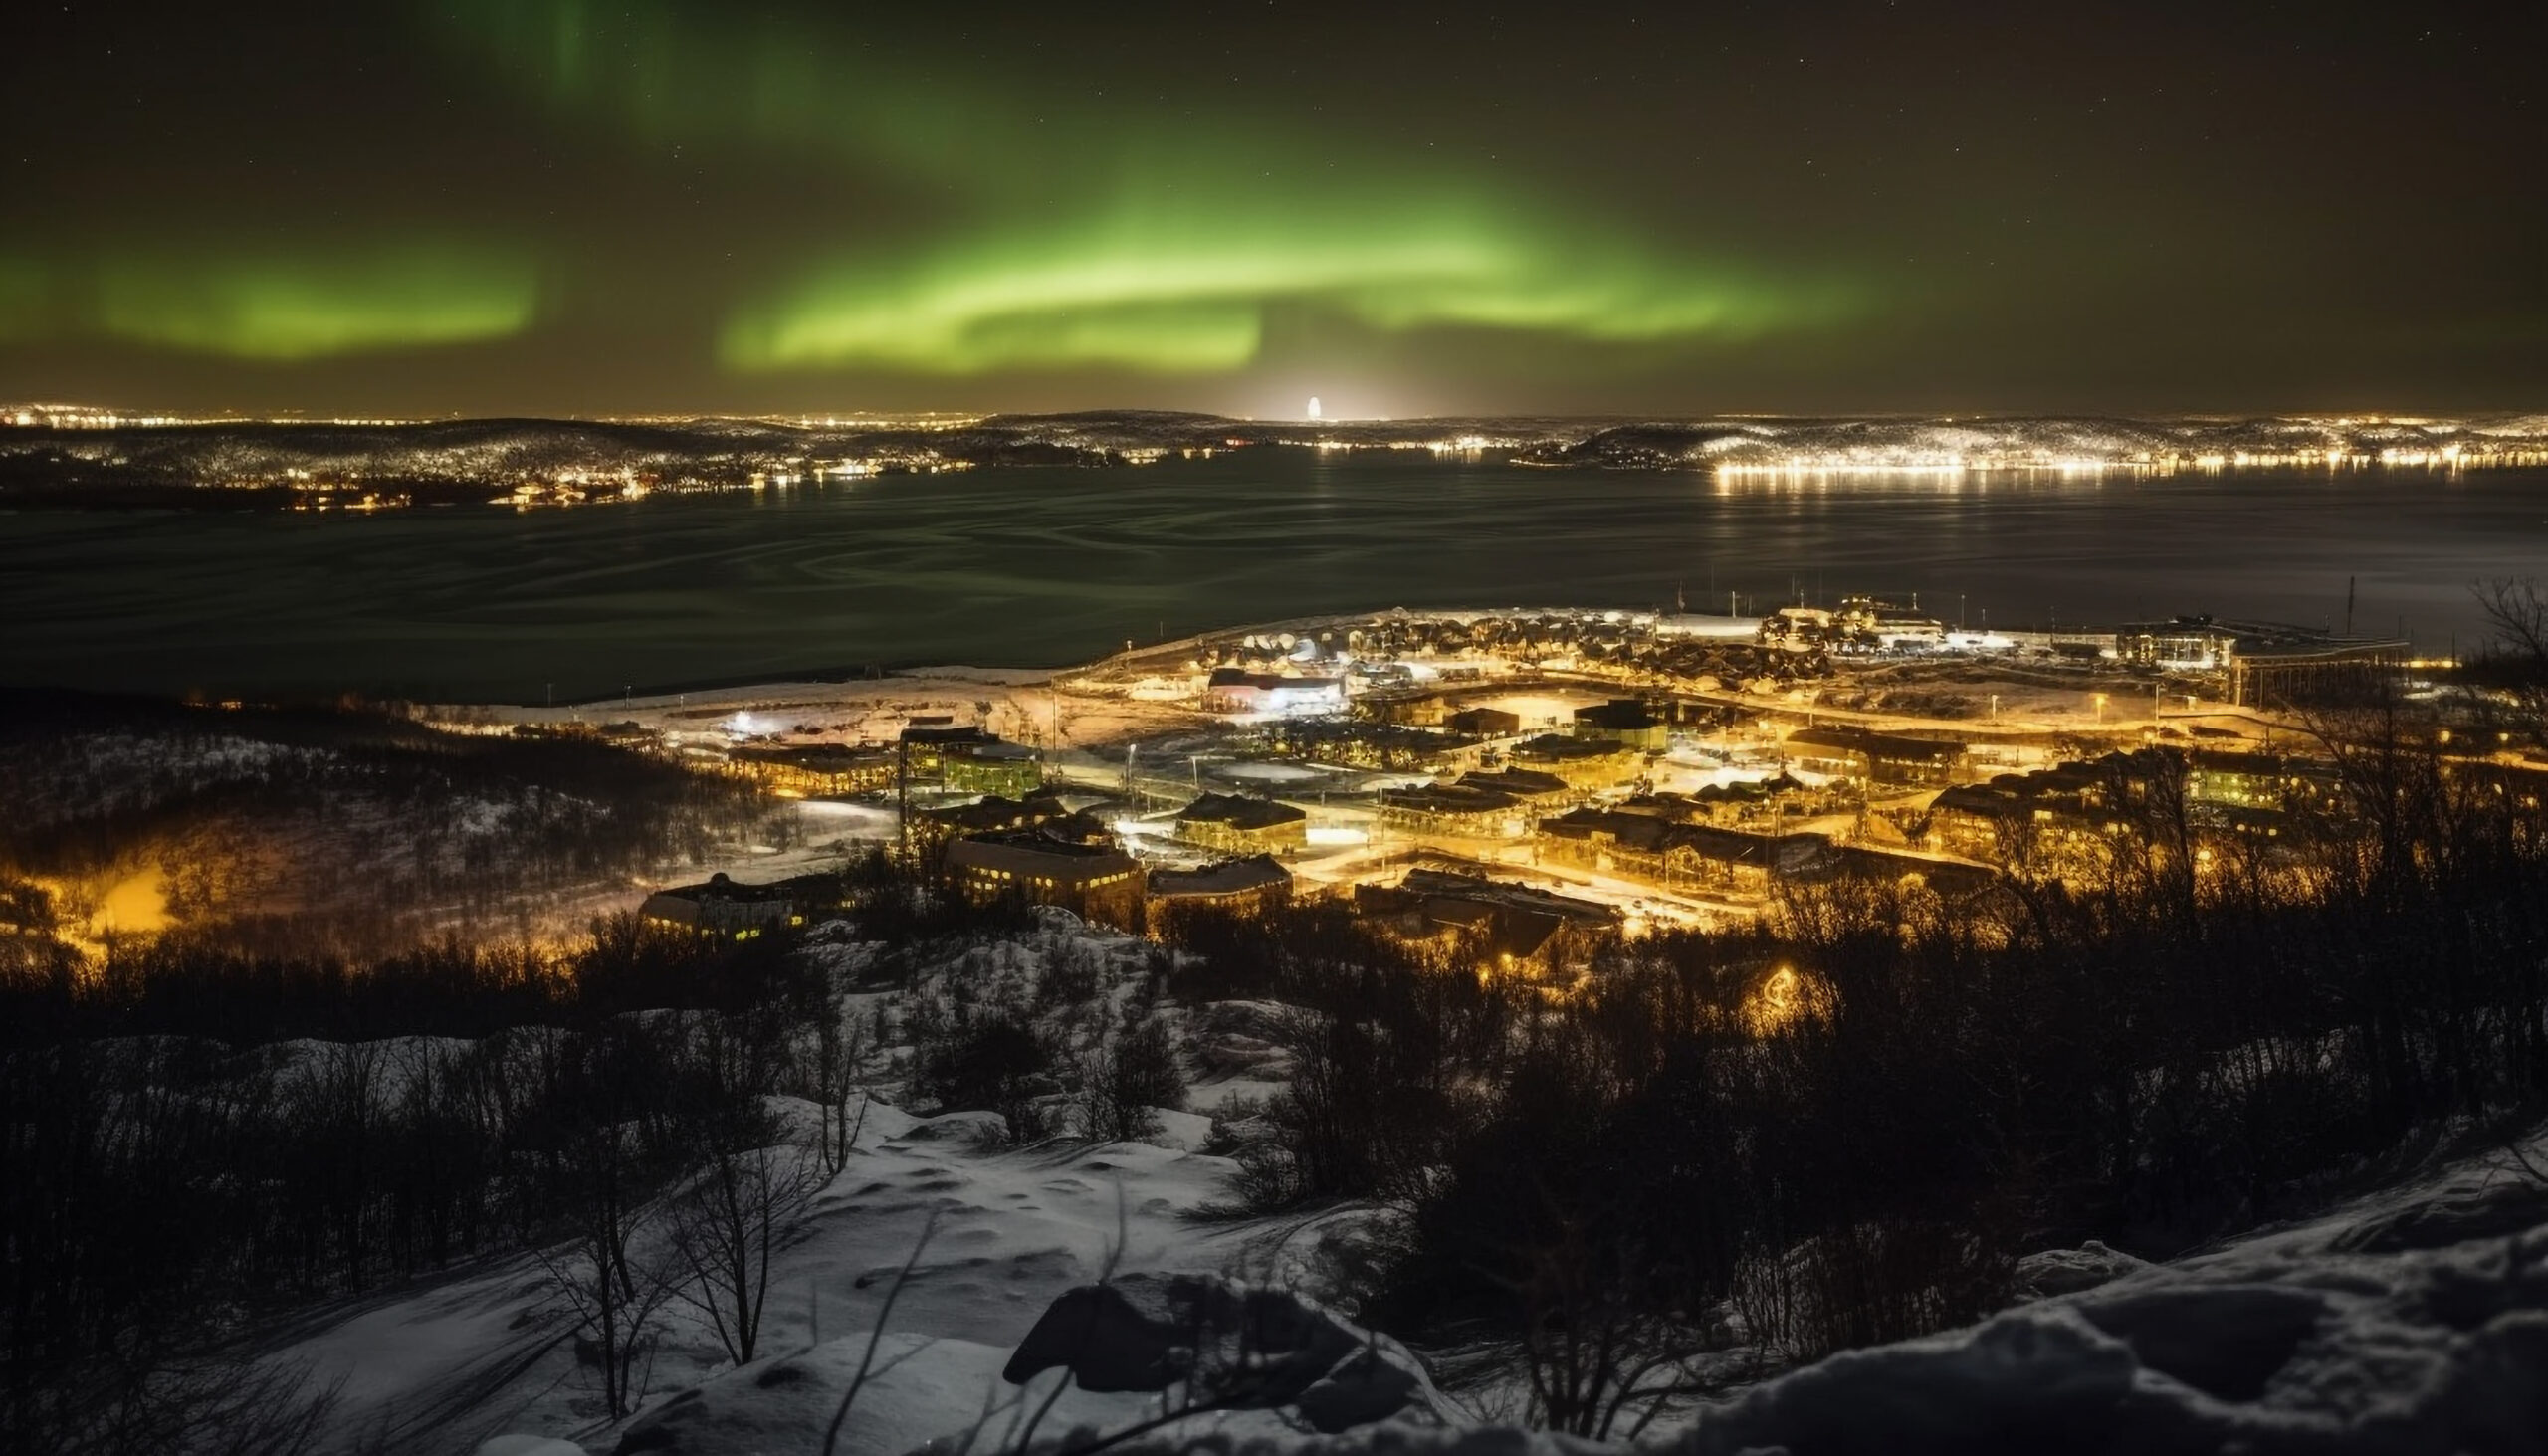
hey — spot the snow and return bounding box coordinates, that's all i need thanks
[609,1332,1167,1456]
[271,910,1339,1456]
[1662,1143,2548,1455]
[275,1102,1289,1453]
[474,1439,586,1456]
[265,907,2548,1456]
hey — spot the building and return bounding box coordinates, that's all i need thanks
[1453,767,1576,811]
[1925,748,2340,866]
[2115,617,2409,706]
[724,742,898,797]
[1665,825,1829,891]
[910,789,1077,847]
[1175,792,1311,855]
[1202,668,1347,716]
[1785,727,1967,787]
[639,872,837,938]
[1357,690,1448,727]
[1835,597,1947,652]
[2116,617,2242,671]
[1929,780,2056,862]
[1354,866,1618,971]
[898,723,995,771]
[897,724,1040,795]
[1147,855,1294,925]
[943,831,1145,928]
[1684,774,1833,827]
[943,739,1041,797]
[1571,698,1670,752]
[2228,633,2408,709]
[1445,705,1523,737]
[1537,809,1826,894]
[1508,732,1646,790]
[1927,775,2112,864]
[1379,782,1526,839]
[1804,845,1996,896]
[1536,808,1676,881]
[2185,749,2344,816]
[1760,605,1840,648]
[1263,719,1487,772]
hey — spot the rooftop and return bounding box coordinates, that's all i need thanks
[1511,732,1634,762]
[1456,767,1571,797]
[1176,792,1309,829]
[946,831,1139,879]
[1787,726,1967,762]
[1149,855,1294,898]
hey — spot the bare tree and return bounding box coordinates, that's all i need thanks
[1510,1217,1712,1439]
[2475,577,2548,743]
[666,1141,822,1366]
[533,1035,675,1420]
[535,1198,673,1421]
[808,1007,873,1177]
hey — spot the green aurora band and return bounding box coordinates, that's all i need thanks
[437,1,1862,377]
[717,205,1837,375]
[94,246,538,361]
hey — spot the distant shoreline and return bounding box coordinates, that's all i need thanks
[6,408,2545,512]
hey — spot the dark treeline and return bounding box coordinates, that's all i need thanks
[0,914,828,1449]
[0,852,1167,1450]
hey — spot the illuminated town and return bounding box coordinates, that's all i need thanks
[481,596,2488,962]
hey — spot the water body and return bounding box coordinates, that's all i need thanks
[3,452,2540,701]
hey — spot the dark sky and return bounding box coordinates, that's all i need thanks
[3,1,2541,417]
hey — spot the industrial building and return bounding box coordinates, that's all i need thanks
[2114,617,2409,707]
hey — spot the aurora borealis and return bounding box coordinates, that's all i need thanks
[3,1,2542,414]
[93,244,538,361]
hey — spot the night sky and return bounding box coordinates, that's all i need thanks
[4,1,2541,418]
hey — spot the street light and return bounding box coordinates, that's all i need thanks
[2093,693,2108,724]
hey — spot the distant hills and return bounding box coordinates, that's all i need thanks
[3,409,2543,507]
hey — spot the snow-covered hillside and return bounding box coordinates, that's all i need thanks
[387,1118,2548,1456]
[265,898,2548,1456]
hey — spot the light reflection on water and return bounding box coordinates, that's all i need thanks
[3,453,2539,701]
